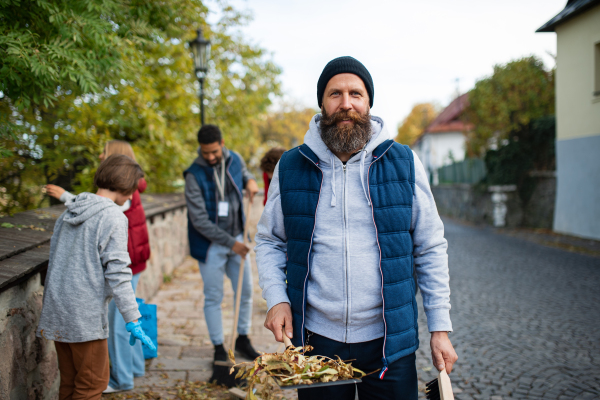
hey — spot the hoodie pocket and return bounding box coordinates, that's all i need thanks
[306,252,345,324]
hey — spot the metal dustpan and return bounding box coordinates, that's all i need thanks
[276,328,362,390]
[277,378,362,390]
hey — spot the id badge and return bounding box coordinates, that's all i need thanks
[218,201,229,217]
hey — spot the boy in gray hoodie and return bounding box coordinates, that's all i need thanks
[37,154,155,400]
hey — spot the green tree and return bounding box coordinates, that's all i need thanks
[0,0,155,109]
[206,6,281,167]
[396,103,438,146]
[0,1,281,215]
[464,56,555,155]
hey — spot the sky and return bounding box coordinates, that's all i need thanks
[214,0,566,131]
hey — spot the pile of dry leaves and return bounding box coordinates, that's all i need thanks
[102,380,232,399]
[228,345,366,399]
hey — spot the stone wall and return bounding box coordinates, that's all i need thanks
[0,194,188,399]
[431,174,556,229]
[0,273,59,400]
[432,184,523,228]
[136,202,189,300]
[522,172,556,229]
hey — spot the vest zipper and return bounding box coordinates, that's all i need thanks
[298,148,324,347]
[365,141,395,379]
[342,162,349,342]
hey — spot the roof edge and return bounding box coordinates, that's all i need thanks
[537,0,600,32]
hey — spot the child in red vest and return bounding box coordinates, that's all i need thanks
[46,140,151,393]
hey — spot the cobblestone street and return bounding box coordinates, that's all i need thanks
[111,203,600,400]
[415,219,600,399]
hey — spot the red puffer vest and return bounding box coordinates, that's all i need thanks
[124,178,151,274]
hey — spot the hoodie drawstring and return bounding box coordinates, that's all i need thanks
[360,149,371,206]
[329,151,336,207]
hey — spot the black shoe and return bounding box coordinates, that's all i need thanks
[214,344,227,362]
[235,335,260,360]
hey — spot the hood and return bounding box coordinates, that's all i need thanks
[63,193,119,225]
[194,146,231,168]
[303,114,394,206]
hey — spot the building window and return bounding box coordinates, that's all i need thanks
[595,42,600,97]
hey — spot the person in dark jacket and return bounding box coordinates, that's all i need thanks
[45,140,151,393]
[184,124,261,363]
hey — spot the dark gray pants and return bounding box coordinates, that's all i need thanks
[297,332,418,400]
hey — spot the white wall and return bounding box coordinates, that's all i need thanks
[413,131,466,185]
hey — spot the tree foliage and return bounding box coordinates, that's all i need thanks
[0,0,156,109]
[0,0,281,215]
[464,56,554,155]
[396,103,438,146]
[250,103,316,168]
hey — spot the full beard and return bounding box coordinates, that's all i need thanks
[319,108,372,154]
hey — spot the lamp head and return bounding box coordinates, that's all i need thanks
[189,28,211,75]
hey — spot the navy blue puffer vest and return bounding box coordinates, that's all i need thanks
[184,151,245,263]
[278,140,417,373]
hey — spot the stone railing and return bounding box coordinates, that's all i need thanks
[0,194,188,399]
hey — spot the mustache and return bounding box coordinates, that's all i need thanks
[320,109,370,127]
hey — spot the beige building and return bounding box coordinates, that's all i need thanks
[538,0,600,239]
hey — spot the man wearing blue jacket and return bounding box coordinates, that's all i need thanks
[184,125,260,363]
[255,57,457,399]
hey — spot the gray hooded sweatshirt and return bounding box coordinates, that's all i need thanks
[255,115,451,344]
[37,193,141,342]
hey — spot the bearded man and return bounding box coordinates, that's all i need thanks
[255,56,457,399]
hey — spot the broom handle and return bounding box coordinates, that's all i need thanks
[229,198,252,352]
[439,369,455,400]
[281,326,293,348]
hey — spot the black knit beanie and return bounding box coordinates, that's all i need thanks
[317,56,374,108]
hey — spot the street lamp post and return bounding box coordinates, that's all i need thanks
[188,28,211,126]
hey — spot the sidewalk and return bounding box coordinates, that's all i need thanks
[497,226,600,258]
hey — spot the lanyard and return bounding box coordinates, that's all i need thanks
[213,156,226,201]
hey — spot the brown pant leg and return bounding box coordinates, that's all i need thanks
[69,339,110,400]
[54,341,76,400]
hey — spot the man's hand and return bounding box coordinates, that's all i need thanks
[246,179,259,204]
[45,184,66,200]
[232,241,250,257]
[430,331,458,373]
[264,302,293,342]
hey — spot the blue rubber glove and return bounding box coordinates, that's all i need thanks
[126,320,156,351]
